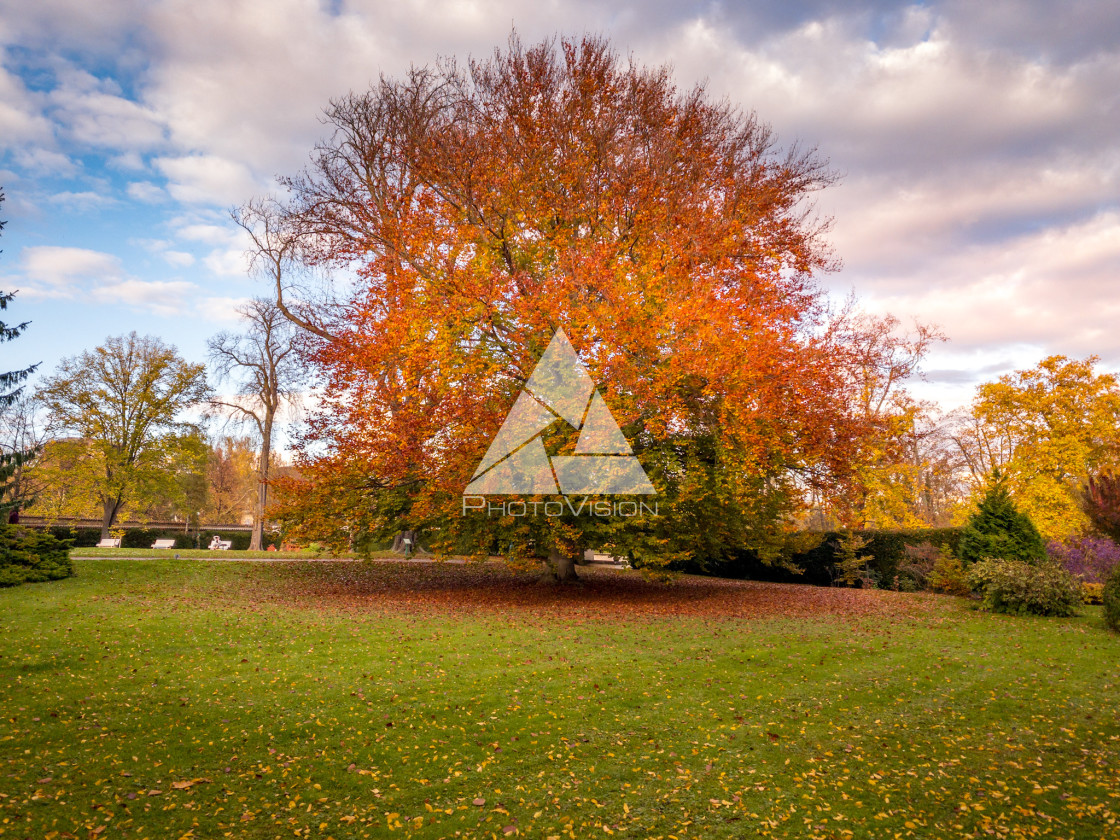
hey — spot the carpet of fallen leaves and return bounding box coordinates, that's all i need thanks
[2,559,1119,840]
[233,560,934,621]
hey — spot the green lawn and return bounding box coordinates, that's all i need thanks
[2,560,1118,839]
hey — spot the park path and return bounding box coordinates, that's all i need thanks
[70,554,628,567]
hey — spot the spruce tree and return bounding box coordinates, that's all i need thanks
[958,473,1047,565]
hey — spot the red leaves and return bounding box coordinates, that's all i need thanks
[268,34,885,558]
[236,560,925,622]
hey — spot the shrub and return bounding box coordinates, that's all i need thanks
[898,542,937,591]
[1047,535,1120,584]
[1104,565,1120,631]
[1081,583,1104,605]
[833,531,874,587]
[0,525,74,587]
[929,549,971,596]
[959,478,1047,566]
[967,558,1081,617]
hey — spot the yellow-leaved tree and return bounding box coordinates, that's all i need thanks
[952,355,1120,539]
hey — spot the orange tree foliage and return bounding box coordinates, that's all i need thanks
[832,313,946,529]
[268,35,900,574]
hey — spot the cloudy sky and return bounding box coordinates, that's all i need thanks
[1,0,1118,411]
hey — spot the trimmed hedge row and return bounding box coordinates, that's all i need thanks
[35,526,280,552]
[678,527,964,587]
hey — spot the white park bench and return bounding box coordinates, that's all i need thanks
[97,538,122,548]
[209,539,233,551]
[151,539,176,550]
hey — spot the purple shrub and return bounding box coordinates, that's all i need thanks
[1047,535,1120,584]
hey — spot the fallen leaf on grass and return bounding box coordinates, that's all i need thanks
[171,778,211,790]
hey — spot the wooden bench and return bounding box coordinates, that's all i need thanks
[97,538,122,548]
[151,539,176,550]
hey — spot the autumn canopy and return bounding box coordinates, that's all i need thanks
[266,34,901,579]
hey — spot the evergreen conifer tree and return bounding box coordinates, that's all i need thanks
[959,472,1047,565]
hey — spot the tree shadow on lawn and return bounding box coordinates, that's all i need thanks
[247,560,941,621]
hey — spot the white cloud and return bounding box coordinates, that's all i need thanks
[203,246,248,277]
[820,151,1120,279]
[0,0,150,55]
[0,52,52,151]
[142,0,390,177]
[13,245,203,317]
[153,154,261,205]
[19,245,123,292]
[163,250,195,267]
[49,71,166,150]
[46,190,116,210]
[196,295,250,324]
[136,0,603,184]
[127,181,167,203]
[131,237,174,252]
[108,151,147,171]
[864,210,1120,355]
[10,148,78,178]
[655,14,1120,173]
[90,278,198,316]
[131,237,195,267]
[173,222,239,246]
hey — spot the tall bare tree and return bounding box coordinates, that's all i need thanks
[208,298,301,549]
[233,197,339,343]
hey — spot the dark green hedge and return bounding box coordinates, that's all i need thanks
[0,525,74,587]
[36,526,280,552]
[676,527,964,587]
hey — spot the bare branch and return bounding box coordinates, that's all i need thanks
[232,197,342,344]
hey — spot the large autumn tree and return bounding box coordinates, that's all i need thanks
[813,311,947,529]
[952,355,1120,539]
[38,333,210,537]
[268,34,904,580]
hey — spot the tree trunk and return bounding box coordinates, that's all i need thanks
[101,497,121,540]
[391,530,419,555]
[544,545,580,583]
[251,416,273,551]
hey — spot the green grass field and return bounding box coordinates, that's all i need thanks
[2,559,1118,839]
